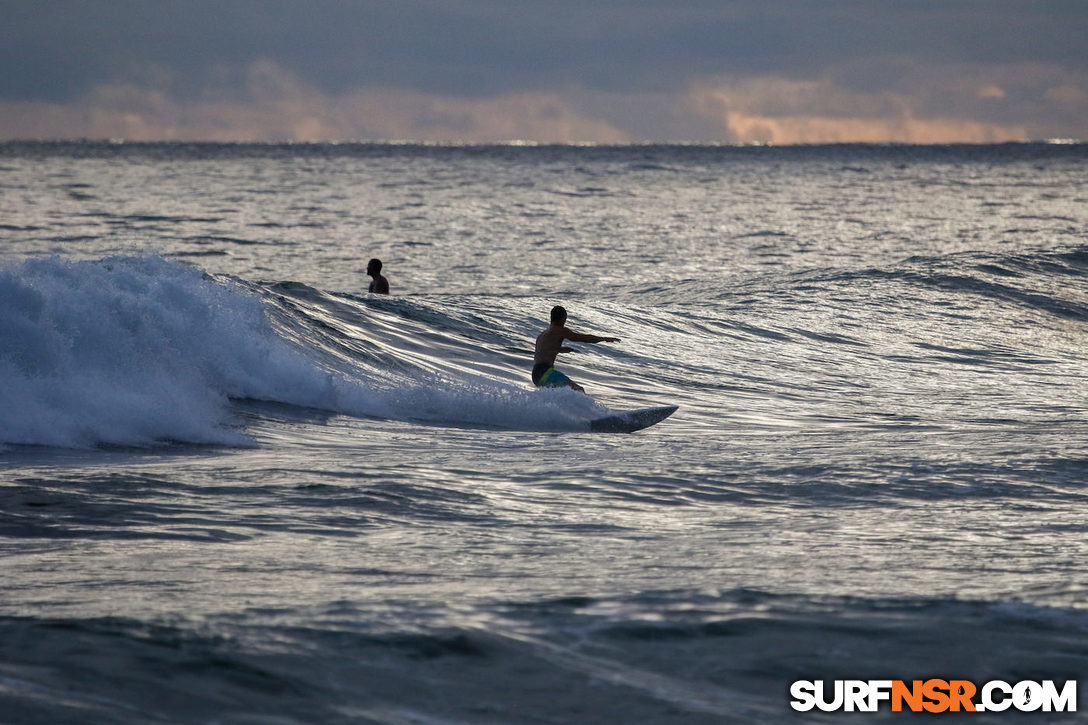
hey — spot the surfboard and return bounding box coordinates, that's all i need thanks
[589,405,678,433]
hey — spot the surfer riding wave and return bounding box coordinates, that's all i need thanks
[532,306,619,394]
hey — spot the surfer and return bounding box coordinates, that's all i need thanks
[532,305,619,393]
[367,258,389,294]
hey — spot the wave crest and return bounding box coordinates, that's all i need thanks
[0,256,604,448]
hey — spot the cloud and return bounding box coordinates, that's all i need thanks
[0,56,1083,144]
[976,85,1007,100]
[0,60,630,143]
[335,88,631,144]
[1045,86,1087,105]
[1,3,1087,143]
[713,111,1027,145]
[684,66,1088,144]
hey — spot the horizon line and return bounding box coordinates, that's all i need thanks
[1,137,1083,148]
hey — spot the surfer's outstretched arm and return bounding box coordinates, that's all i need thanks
[563,329,620,345]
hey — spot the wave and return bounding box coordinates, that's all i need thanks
[5,244,1084,448]
[846,246,1088,322]
[0,256,606,449]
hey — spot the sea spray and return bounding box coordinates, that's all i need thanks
[0,256,355,447]
[380,372,609,431]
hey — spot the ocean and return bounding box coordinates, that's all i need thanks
[1,141,1087,723]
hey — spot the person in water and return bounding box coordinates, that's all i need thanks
[367,258,389,294]
[532,305,620,393]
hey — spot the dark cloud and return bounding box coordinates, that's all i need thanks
[1,0,1085,142]
[3,1,1084,96]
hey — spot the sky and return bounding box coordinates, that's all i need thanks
[1,0,1086,144]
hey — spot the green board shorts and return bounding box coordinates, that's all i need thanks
[532,363,571,388]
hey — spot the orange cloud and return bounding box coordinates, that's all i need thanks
[718,111,1026,145]
[688,76,1028,144]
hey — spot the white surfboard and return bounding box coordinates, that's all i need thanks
[589,405,678,433]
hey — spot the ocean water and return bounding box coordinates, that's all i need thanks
[1,141,1087,723]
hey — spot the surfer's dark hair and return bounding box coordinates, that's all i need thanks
[368,258,382,272]
[550,305,567,324]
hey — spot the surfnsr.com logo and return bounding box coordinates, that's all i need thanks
[790,679,1077,713]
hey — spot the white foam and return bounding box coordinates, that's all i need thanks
[376,374,607,432]
[0,256,359,447]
